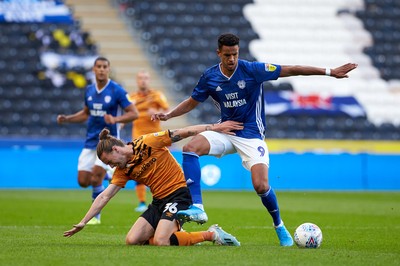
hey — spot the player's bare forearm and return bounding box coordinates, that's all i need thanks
[113,112,138,123]
[63,185,120,238]
[105,105,139,124]
[169,121,243,143]
[153,97,198,121]
[57,109,89,124]
[168,101,193,118]
[280,63,357,78]
[117,105,139,123]
[81,185,120,222]
[280,65,324,77]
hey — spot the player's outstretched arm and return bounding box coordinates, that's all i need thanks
[63,222,85,237]
[57,107,90,124]
[104,104,139,124]
[330,63,358,78]
[63,184,121,238]
[169,121,243,143]
[152,97,199,121]
[279,63,358,78]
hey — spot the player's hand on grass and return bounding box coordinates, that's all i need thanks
[63,222,85,237]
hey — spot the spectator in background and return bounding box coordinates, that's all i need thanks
[64,122,243,246]
[57,56,138,225]
[152,33,358,246]
[128,70,169,212]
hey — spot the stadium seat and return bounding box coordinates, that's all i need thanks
[0,19,97,139]
[116,0,399,140]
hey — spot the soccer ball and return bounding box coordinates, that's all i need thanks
[294,222,323,248]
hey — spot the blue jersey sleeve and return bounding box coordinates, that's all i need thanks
[251,62,281,83]
[84,85,90,107]
[115,85,132,109]
[191,73,209,103]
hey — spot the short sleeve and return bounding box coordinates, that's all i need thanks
[110,168,129,188]
[142,130,172,148]
[251,61,281,83]
[116,86,132,109]
[191,73,209,103]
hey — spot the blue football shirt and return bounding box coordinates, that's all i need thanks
[84,79,132,149]
[191,59,281,139]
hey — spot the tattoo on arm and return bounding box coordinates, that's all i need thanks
[170,125,214,143]
[171,134,183,142]
[170,129,198,143]
[187,130,197,136]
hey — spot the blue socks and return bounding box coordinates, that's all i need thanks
[258,187,281,226]
[182,152,203,205]
[92,185,105,200]
[104,173,112,181]
[92,185,104,220]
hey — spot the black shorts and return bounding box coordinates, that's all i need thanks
[141,187,192,230]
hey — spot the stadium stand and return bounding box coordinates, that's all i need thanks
[245,0,400,139]
[115,0,399,140]
[355,0,400,81]
[0,0,399,140]
[0,1,96,138]
[116,0,259,123]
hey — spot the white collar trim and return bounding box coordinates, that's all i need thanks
[219,63,237,80]
[96,79,110,93]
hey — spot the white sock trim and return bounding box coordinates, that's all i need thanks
[274,220,284,229]
[193,203,204,211]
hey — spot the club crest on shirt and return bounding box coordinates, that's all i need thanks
[265,63,277,72]
[88,96,93,101]
[237,80,246,89]
[104,96,111,103]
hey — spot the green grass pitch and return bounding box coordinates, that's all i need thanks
[0,190,399,266]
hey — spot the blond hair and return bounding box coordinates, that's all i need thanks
[96,128,124,158]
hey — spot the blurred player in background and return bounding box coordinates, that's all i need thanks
[153,33,358,246]
[64,121,243,246]
[128,70,169,212]
[57,56,138,225]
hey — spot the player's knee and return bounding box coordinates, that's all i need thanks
[152,236,170,246]
[78,182,89,188]
[78,179,90,188]
[253,182,269,194]
[90,173,104,186]
[125,236,140,245]
[183,141,207,155]
[77,172,91,187]
[182,141,198,153]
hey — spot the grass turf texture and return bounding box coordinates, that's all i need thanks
[0,190,399,266]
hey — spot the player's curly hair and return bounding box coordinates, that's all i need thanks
[96,128,124,158]
[218,33,240,49]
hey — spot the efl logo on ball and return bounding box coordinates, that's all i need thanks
[294,222,323,248]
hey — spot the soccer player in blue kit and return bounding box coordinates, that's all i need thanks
[153,33,358,246]
[57,57,138,224]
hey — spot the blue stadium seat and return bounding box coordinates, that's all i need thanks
[30,0,391,141]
